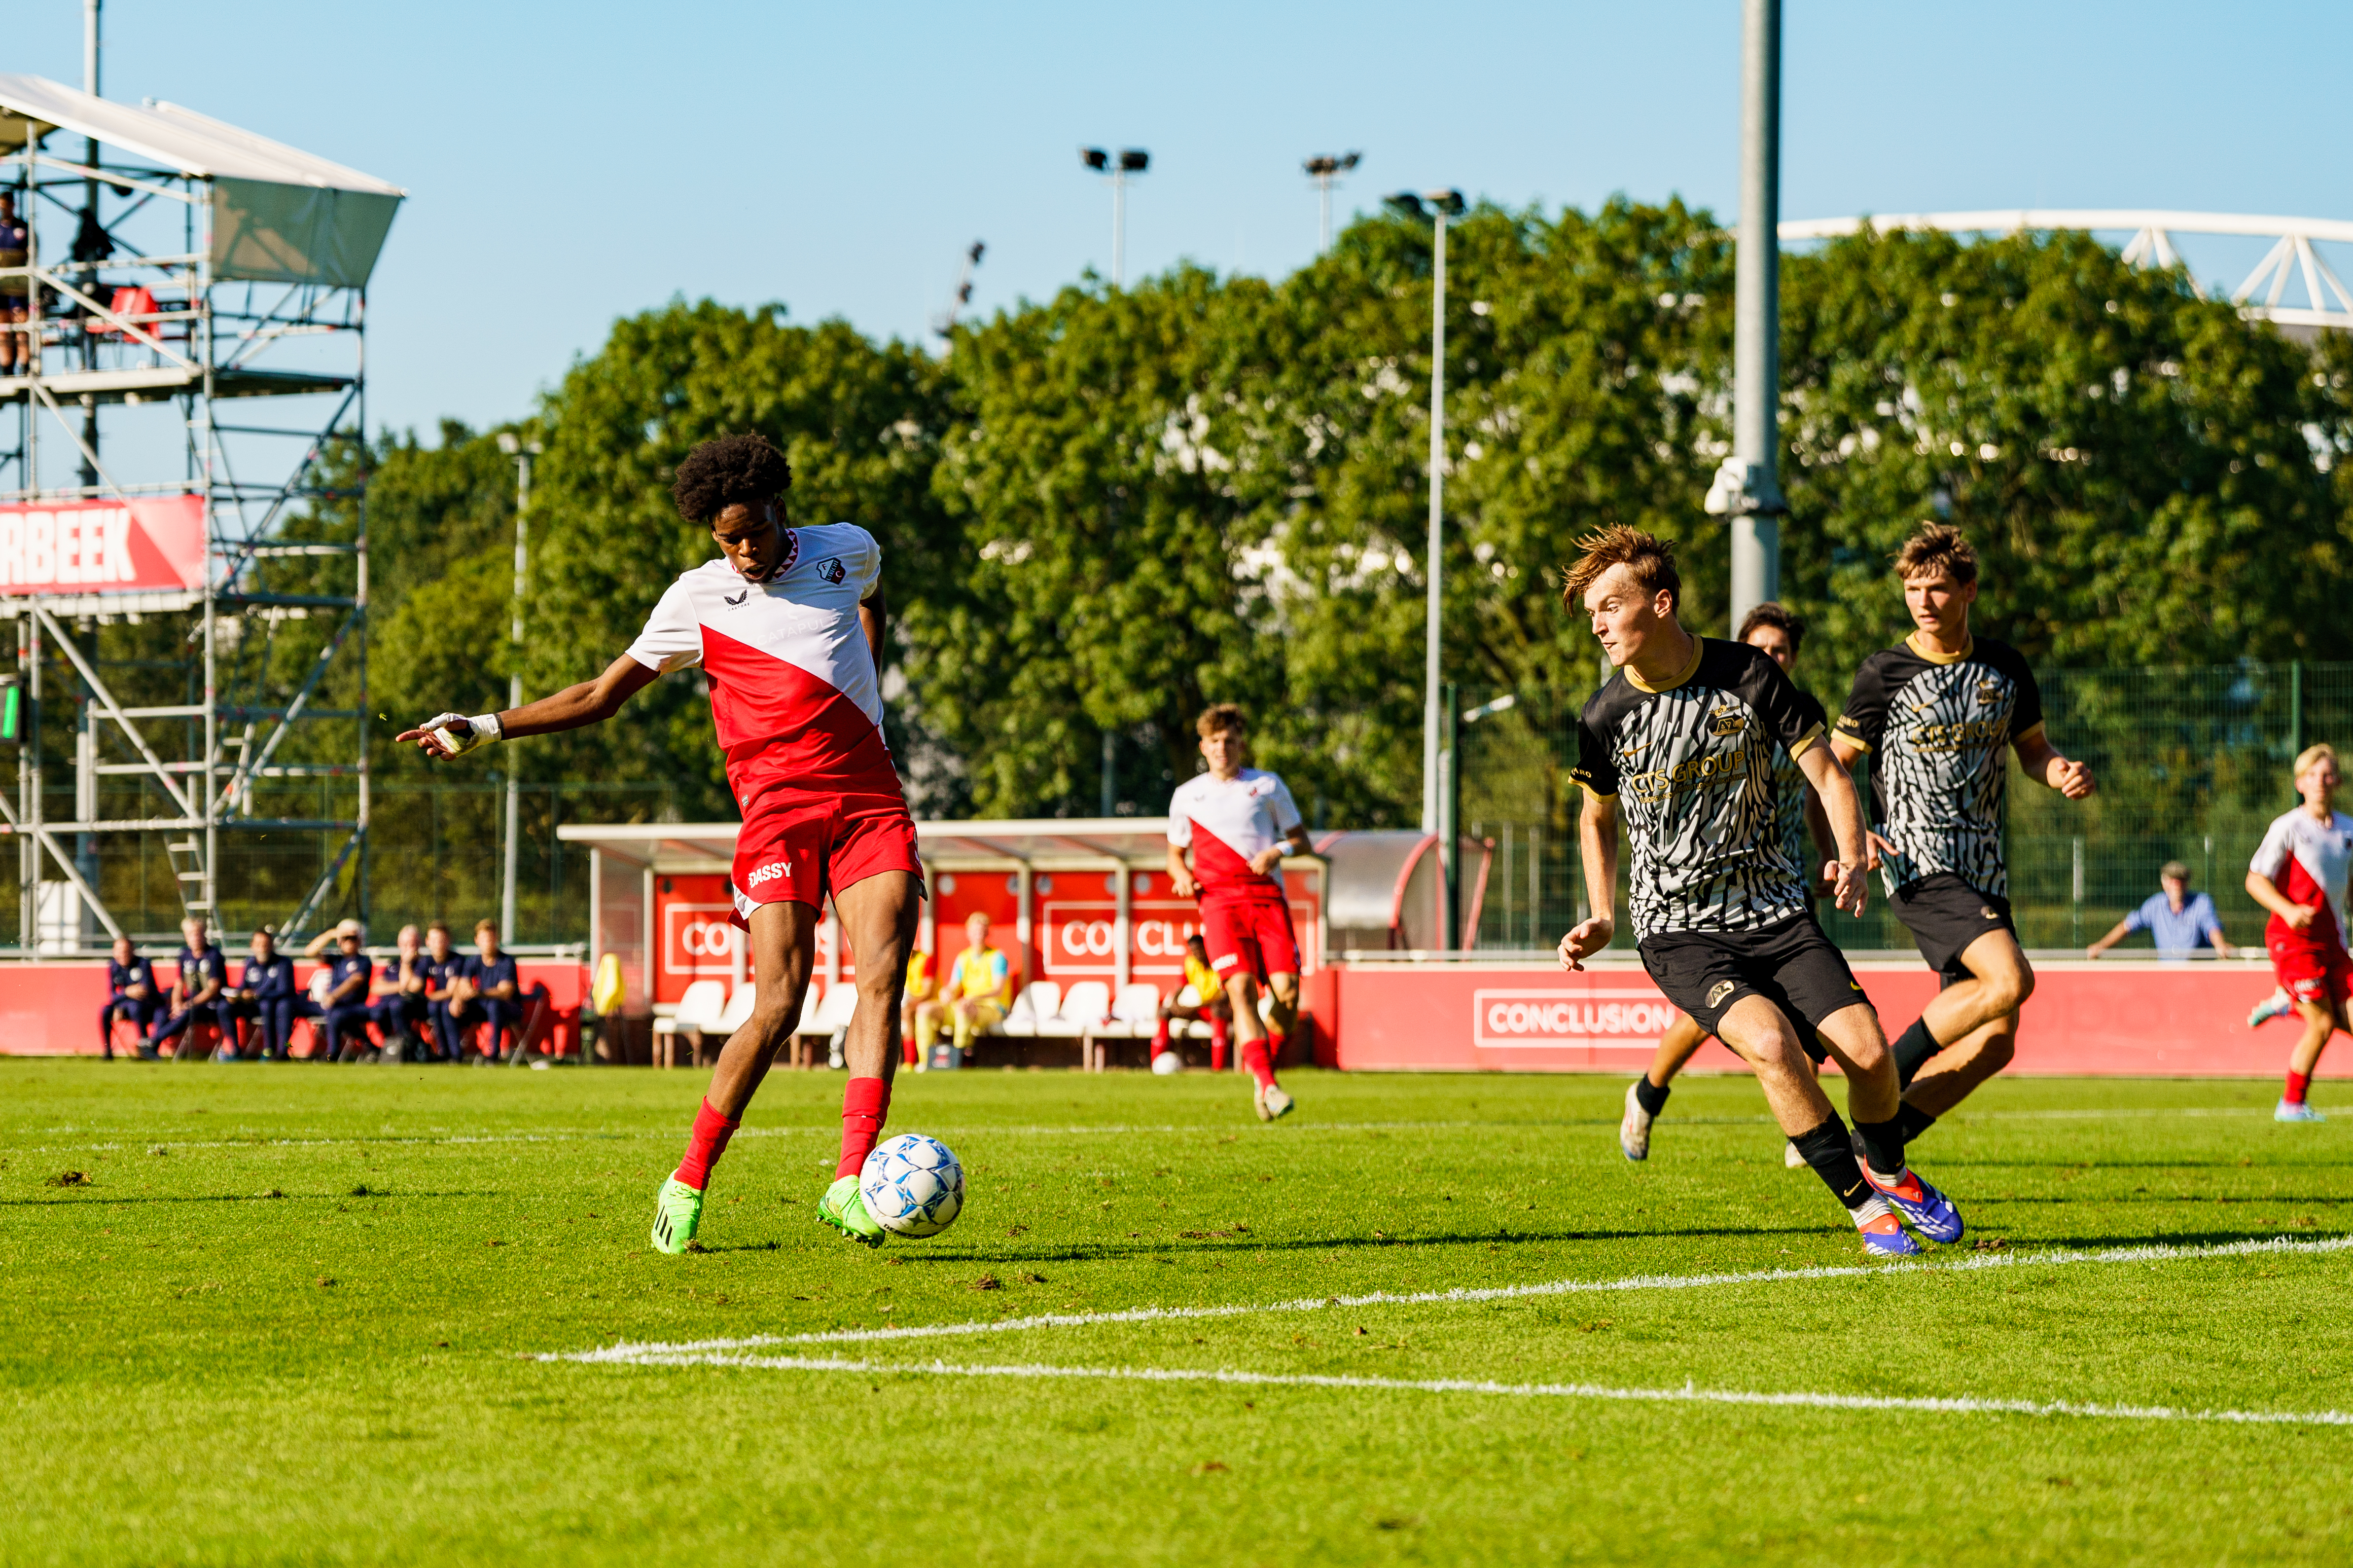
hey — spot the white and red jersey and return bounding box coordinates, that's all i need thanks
[625,522,900,794]
[1168,767,1302,903]
[2250,806,2353,951]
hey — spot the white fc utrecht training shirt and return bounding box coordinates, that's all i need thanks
[625,522,900,792]
[1168,768,1302,901]
[2250,806,2353,950]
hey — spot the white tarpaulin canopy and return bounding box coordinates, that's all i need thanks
[0,74,404,288]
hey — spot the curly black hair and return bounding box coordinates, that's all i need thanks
[670,432,792,524]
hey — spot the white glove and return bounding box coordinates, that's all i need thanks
[421,711,503,756]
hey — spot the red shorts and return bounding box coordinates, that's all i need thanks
[1201,897,1299,983]
[729,787,922,926]
[2268,930,2353,1007]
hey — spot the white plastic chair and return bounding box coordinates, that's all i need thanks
[654,979,727,1069]
[1039,980,1111,1038]
[715,982,757,1035]
[1106,982,1161,1036]
[811,982,859,1038]
[999,980,1059,1038]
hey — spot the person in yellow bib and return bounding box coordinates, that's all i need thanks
[1153,932,1234,1071]
[915,911,1012,1064]
[899,945,935,1067]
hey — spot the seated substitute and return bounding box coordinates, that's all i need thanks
[1152,932,1233,1070]
[2086,860,2235,961]
[99,936,159,1060]
[224,926,317,1062]
[449,919,548,1063]
[915,911,1010,1065]
[369,925,435,1061]
[419,922,465,1060]
[148,917,230,1061]
[303,920,379,1061]
[899,943,935,1067]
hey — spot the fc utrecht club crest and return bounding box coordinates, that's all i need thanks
[814,557,846,585]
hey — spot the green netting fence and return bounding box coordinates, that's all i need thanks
[1457,661,2351,955]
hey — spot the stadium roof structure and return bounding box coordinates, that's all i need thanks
[0,74,404,289]
[1782,210,2353,336]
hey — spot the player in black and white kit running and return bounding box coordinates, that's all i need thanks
[1617,601,1838,1165]
[1555,527,1960,1256]
[1831,525,2094,1154]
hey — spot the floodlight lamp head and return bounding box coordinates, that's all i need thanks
[1340,152,1361,172]
[1384,193,1425,217]
[1429,189,1466,216]
[1081,148,1110,171]
[1119,149,1150,172]
[1305,156,1337,177]
[496,432,519,455]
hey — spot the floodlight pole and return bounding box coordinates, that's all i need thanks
[1113,167,1127,288]
[1725,0,1784,630]
[498,435,539,943]
[1421,202,1448,838]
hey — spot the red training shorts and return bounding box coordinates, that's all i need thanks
[2268,927,2353,1008]
[729,780,922,927]
[1201,896,1299,983]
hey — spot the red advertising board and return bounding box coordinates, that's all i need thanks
[0,495,207,595]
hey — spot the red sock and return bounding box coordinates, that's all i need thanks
[902,1033,919,1067]
[1240,1037,1277,1091]
[2286,1069,2312,1105]
[1268,1030,1287,1065]
[1210,1015,1230,1072]
[673,1099,739,1192]
[1152,1018,1171,1056]
[837,1076,891,1179]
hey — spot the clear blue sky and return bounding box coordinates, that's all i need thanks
[15,1,2352,440]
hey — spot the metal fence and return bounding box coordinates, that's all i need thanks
[1458,661,2349,956]
[1,778,677,950]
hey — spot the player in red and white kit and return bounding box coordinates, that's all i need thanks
[2245,742,2353,1123]
[1166,704,1313,1120]
[399,433,922,1249]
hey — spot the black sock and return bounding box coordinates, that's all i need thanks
[1852,1116,1907,1180]
[1892,1018,1943,1089]
[1894,1102,1939,1144]
[1791,1114,1871,1212]
[1633,1077,1671,1116]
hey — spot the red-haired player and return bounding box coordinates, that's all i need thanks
[1166,705,1312,1120]
[399,432,922,1251]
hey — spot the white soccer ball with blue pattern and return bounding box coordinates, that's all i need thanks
[859,1133,965,1238]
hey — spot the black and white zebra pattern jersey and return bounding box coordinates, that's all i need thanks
[1834,633,2043,899]
[1572,637,1827,940]
[1771,687,1829,881]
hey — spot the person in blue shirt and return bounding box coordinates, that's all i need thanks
[448,919,549,1063]
[2086,861,2237,960]
[224,926,317,1062]
[303,920,379,1061]
[99,935,158,1060]
[416,922,466,1061]
[149,917,231,1061]
[369,924,435,1062]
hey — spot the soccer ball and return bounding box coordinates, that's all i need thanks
[1151,1049,1183,1076]
[859,1133,965,1238]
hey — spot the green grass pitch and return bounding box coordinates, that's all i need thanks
[4,1059,2349,1565]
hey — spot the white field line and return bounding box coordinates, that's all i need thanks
[13,1102,2285,1155]
[543,1348,2353,1429]
[555,1232,2353,1360]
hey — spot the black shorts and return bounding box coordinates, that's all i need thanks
[1888,872,2017,987]
[1638,912,1872,1043]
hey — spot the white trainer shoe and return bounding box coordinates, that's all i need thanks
[1619,1079,1654,1161]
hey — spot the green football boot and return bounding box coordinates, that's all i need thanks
[818,1174,886,1248]
[649,1174,704,1255]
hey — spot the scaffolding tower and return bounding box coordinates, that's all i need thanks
[0,74,404,955]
